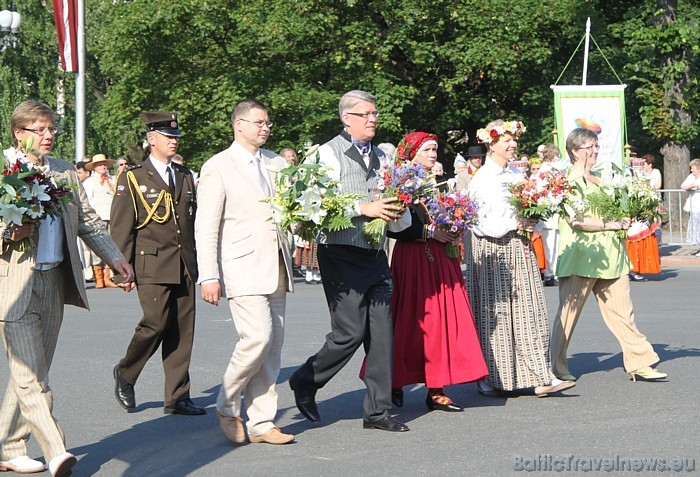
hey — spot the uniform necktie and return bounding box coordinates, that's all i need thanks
[255,157,271,196]
[166,166,175,195]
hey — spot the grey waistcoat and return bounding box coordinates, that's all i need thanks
[322,133,386,250]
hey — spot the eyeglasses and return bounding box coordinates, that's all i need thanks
[579,144,600,151]
[346,111,380,119]
[117,163,128,167]
[239,118,273,129]
[22,126,59,136]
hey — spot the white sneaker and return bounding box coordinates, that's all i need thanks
[0,455,45,473]
[47,452,77,477]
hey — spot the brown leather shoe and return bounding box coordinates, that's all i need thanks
[249,427,295,445]
[218,411,245,444]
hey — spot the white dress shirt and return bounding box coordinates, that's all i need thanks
[149,156,175,188]
[468,156,523,238]
[230,141,271,194]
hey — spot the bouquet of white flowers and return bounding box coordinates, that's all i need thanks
[569,163,661,239]
[1,138,75,251]
[265,145,362,242]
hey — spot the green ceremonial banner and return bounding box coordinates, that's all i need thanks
[552,85,627,168]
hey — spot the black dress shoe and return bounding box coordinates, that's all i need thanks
[391,388,404,408]
[543,277,558,287]
[164,398,206,415]
[362,416,409,432]
[113,365,135,410]
[426,394,464,412]
[289,373,320,422]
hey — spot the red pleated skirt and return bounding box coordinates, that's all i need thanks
[390,239,488,388]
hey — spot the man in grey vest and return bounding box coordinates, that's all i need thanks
[289,90,411,432]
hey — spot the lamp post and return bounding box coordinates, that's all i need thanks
[0,2,21,52]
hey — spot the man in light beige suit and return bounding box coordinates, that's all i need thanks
[0,101,134,477]
[195,99,295,445]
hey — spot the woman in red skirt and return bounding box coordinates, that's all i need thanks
[387,132,488,412]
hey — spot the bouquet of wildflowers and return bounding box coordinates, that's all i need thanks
[425,191,479,258]
[1,138,75,252]
[363,159,434,244]
[571,163,662,239]
[507,169,572,221]
[265,145,362,242]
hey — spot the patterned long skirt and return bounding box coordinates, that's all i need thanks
[294,241,319,269]
[465,231,554,391]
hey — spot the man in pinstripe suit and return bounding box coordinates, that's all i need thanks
[0,101,134,477]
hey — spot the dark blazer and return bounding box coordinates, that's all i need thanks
[110,158,197,285]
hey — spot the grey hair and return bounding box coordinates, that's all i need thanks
[339,90,376,119]
[689,158,700,169]
[565,128,598,163]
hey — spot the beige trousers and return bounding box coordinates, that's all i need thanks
[217,258,286,437]
[550,273,659,376]
[0,268,67,462]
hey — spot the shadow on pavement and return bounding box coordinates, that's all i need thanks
[71,393,223,477]
[567,343,700,378]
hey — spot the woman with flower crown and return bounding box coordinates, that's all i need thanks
[465,119,575,397]
[387,131,488,412]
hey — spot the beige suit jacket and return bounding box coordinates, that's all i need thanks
[0,157,125,321]
[195,142,293,297]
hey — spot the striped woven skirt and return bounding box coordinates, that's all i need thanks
[465,231,554,391]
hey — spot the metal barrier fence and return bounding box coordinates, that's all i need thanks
[660,189,696,245]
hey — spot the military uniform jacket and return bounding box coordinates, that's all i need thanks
[110,158,198,285]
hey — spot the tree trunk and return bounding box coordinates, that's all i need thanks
[656,0,691,228]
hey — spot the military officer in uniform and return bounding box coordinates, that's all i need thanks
[110,112,204,416]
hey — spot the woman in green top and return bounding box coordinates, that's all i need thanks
[550,128,667,383]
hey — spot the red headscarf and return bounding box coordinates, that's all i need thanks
[396,131,438,162]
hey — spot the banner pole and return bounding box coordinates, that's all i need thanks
[582,17,591,86]
[75,0,85,163]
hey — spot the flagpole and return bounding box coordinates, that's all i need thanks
[74,0,85,163]
[582,17,591,86]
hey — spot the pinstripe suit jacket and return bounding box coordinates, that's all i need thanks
[0,157,125,321]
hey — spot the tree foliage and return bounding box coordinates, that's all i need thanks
[2,0,699,180]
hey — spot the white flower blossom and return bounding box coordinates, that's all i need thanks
[0,203,30,226]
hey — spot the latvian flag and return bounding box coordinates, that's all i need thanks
[52,0,78,72]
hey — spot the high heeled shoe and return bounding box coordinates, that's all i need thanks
[629,366,667,382]
[391,388,404,408]
[426,393,464,412]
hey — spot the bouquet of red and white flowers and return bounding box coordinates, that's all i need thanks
[508,169,572,221]
[425,191,480,258]
[363,159,434,244]
[1,139,74,251]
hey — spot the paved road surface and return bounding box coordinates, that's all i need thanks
[1,265,698,476]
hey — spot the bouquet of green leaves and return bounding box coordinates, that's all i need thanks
[577,163,662,239]
[265,145,363,242]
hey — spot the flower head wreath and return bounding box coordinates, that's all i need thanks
[476,121,526,144]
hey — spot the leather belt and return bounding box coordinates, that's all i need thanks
[33,261,62,271]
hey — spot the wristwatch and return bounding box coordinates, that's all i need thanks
[2,226,12,242]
